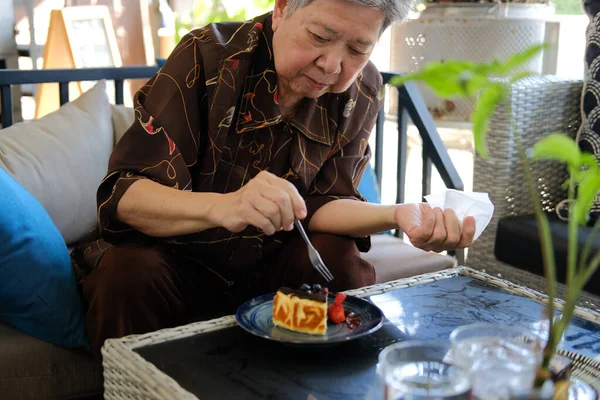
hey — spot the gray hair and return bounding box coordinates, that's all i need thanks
[284,0,414,34]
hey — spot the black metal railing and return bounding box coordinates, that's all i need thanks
[0,66,464,260]
[0,66,160,128]
[377,73,463,262]
[379,72,463,206]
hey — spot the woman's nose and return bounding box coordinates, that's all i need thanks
[315,51,342,76]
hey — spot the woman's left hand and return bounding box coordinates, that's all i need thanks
[394,203,476,252]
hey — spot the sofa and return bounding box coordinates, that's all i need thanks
[465,75,600,307]
[0,73,457,399]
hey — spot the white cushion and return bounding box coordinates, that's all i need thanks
[110,104,134,145]
[0,81,113,245]
[362,235,457,283]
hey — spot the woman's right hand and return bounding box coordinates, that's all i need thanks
[217,171,307,235]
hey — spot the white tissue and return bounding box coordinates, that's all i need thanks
[424,189,494,241]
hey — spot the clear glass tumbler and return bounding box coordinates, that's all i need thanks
[377,340,472,400]
[450,323,543,400]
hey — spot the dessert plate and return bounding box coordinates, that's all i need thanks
[235,292,384,345]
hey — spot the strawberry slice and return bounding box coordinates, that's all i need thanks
[334,293,346,305]
[328,292,347,324]
[328,303,346,324]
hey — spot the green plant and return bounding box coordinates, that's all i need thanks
[174,0,275,42]
[390,45,600,388]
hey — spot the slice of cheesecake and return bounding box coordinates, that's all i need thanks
[272,285,328,335]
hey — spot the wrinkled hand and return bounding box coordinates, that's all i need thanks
[218,171,307,235]
[394,203,476,252]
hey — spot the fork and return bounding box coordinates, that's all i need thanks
[294,220,334,282]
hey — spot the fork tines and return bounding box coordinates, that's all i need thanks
[313,253,334,282]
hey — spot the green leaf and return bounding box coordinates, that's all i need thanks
[497,44,549,75]
[390,60,480,98]
[475,60,504,77]
[531,134,581,168]
[581,153,599,168]
[509,71,532,84]
[570,168,584,185]
[574,167,600,226]
[463,72,491,97]
[471,83,506,159]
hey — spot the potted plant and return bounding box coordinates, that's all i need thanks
[390,44,600,395]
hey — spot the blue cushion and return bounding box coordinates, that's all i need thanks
[358,163,381,204]
[0,167,89,349]
[156,58,167,68]
[358,163,393,235]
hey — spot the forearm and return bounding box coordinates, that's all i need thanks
[308,199,398,237]
[115,179,225,237]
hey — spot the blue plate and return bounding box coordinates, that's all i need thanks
[235,292,384,345]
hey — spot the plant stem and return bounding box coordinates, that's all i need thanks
[562,222,600,344]
[556,249,600,341]
[575,250,600,298]
[550,173,580,365]
[508,101,557,380]
[567,176,578,289]
[582,251,600,285]
[554,247,600,355]
[577,218,600,273]
[557,250,600,341]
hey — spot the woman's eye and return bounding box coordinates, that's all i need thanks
[312,33,329,43]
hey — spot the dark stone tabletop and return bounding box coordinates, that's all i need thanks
[135,275,600,399]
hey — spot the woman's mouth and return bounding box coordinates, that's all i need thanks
[304,75,328,91]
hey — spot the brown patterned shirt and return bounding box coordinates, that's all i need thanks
[97,12,384,271]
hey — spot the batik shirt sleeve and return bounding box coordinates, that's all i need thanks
[97,32,208,243]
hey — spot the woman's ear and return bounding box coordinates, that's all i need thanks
[272,0,288,32]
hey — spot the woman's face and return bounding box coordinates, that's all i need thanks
[272,0,384,101]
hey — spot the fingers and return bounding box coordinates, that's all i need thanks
[430,207,447,247]
[237,171,307,235]
[261,185,294,231]
[263,171,307,220]
[426,208,473,252]
[415,205,439,250]
[419,203,436,238]
[415,207,445,252]
[247,206,278,235]
[402,204,476,252]
[396,203,434,248]
[442,208,461,248]
[250,193,281,234]
[457,216,476,248]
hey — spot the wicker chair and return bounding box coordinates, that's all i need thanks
[465,75,600,310]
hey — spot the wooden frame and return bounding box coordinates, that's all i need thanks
[35,5,123,118]
[60,6,122,69]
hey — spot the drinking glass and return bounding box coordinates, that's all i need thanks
[450,323,543,400]
[376,340,472,400]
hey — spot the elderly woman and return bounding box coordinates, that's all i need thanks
[84,0,476,356]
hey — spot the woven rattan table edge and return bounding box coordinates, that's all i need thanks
[101,266,600,399]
